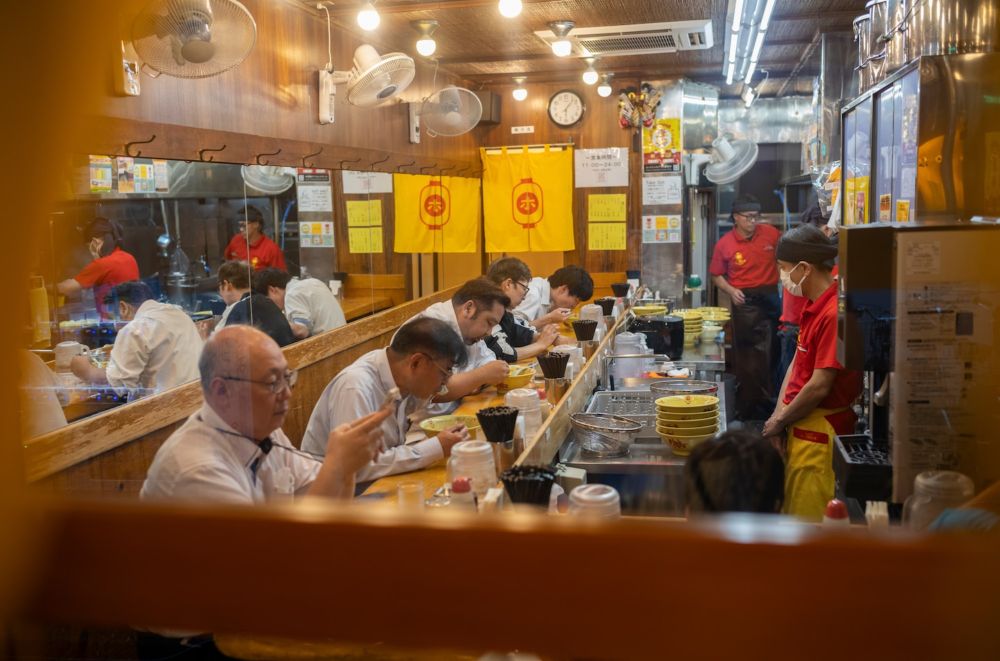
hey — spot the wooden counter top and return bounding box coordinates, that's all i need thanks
[340,295,393,322]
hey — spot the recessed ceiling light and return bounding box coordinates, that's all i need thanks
[357,2,380,31]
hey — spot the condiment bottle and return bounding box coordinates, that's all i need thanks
[822,499,850,526]
[450,477,478,512]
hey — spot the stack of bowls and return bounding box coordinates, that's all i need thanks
[654,394,721,456]
[671,309,704,346]
[697,306,731,323]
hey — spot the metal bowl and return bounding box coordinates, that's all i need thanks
[570,412,643,458]
[649,379,719,399]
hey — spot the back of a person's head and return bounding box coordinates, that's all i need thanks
[252,268,292,295]
[390,318,469,368]
[549,265,594,301]
[685,430,785,514]
[85,217,123,255]
[104,280,154,308]
[218,261,252,289]
[452,277,510,313]
[239,206,264,225]
[486,257,531,286]
[777,223,837,271]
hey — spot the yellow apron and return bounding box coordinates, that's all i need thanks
[782,406,854,521]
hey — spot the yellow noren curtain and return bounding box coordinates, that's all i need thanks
[481,146,575,252]
[393,174,481,253]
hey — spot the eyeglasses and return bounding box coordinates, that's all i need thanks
[514,280,530,293]
[418,353,456,380]
[220,369,298,394]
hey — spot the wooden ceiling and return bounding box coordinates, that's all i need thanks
[300,0,868,98]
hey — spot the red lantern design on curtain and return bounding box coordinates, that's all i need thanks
[419,178,451,229]
[511,178,544,228]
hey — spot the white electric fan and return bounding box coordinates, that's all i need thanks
[323,45,416,108]
[131,0,257,78]
[685,134,760,186]
[241,166,295,195]
[417,87,483,137]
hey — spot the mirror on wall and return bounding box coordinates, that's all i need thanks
[19,155,375,436]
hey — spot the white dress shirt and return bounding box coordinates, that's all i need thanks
[406,300,496,371]
[18,350,67,438]
[301,349,440,482]
[141,403,320,505]
[106,300,204,399]
[512,276,551,323]
[212,301,237,334]
[285,277,346,335]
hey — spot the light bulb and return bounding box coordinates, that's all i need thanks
[498,0,522,18]
[357,2,380,31]
[551,39,572,57]
[597,83,612,97]
[582,69,599,85]
[512,87,528,101]
[416,38,436,57]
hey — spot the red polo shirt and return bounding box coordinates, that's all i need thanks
[709,223,780,289]
[224,233,286,271]
[73,247,140,318]
[781,265,838,327]
[783,281,861,409]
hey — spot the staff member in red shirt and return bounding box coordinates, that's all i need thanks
[709,195,781,420]
[224,207,286,271]
[57,218,139,319]
[762,224,861,521]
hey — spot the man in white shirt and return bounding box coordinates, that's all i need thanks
[513,264,595,330]
[254,268,346,339]
[70,281,203,400]
[302,317,470,482]
[403,277,509,403]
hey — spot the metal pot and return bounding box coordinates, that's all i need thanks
[854,13,873,91]
[906,0,999,59]
[165,274,198,310]
[884,0,911,73]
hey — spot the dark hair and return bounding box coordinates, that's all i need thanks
[731,194,762,215]
[103,280,154,307]
[239,206,264,225]
[799,203,828,227]
[218,260,252,290]
[776,223,837,271]
[85,217,123,256]
[486,257,532,287]
[252,268,292,295]
[685,430,785,514]
[549,265,594,301]
[452,277,511,315]
[390,318,469,369]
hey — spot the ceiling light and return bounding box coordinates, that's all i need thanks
[357,2,380,31]
[512,76,527,101]
[412,19,438,57]
[597,73,614,98]
[498,0,522,18]
[726,60,735,85]
[760,0,777,31]
[582,57,598,85]
[742,85,757,108]
[732,0,746,32]
[744,59,758,84]
[549,21,574,57]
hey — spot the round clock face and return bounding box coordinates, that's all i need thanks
[548,89,585,127]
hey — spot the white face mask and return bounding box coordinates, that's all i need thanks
[780,262,808,297]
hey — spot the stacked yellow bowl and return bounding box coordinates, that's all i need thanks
[632,304,668,317]
[697,306,731,324]
[671,309,704,346]
[655,394,721,456]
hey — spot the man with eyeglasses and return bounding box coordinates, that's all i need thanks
[484,257,565,363]
[301,318,470,482]
[223,206,286,271]
[141,325,389,505]
[709,194,782,420]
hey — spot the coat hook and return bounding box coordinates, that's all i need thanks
[255,148,282,166]
[339,157,361,170]
[124,134,157,158]
[369,153,390,169]
[439,165,456,175]
[397,160,416,173]
[301,147,323,168]
[198,145,227,162]
[419,163,438,174]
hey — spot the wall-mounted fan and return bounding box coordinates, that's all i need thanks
[241,166,295,195]
[131,0,257,79]
[685,134,759,186]
[323,44,416,108]
[413,86,483,139]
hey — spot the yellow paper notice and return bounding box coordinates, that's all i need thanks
[348,227,383,253]
[588,222,626,250]
[895,199,911,222]
[346,200,383,227]
[588,193,627,222]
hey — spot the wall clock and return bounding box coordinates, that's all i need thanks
[548,89,585,127]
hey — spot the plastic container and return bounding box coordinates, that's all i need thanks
[568,484,621,519]
[822,499,850,526]
[505,387,543,439]
[449,477,479,511]
[579,304,607,340]
[447,440,497,499]
[902,470,975,530]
